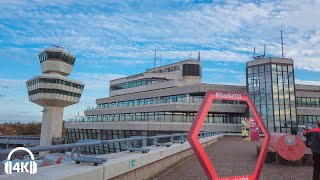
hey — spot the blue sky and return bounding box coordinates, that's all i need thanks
[0,0,320,123]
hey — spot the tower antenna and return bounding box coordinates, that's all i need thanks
[253,45,266,60]
[50,44,64,49]
[154,49,157,68]
[281,30,284,58]
[197,51,200,61]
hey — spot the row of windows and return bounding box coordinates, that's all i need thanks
[28,88,82,98]
[248,68,294,90]
[298,115,320,125]
[296,97,320,107]
[69,112,244,124]
[39,51,76,65]
[95,94,187,109]
[247,64,293,75]
[92,94,244,110]
[110,78,168,91]
[27,78,84,89]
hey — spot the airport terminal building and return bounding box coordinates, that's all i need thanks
[65,56,320,154]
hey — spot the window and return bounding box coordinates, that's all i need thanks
[177,94,187,102]
[169,95,177,102]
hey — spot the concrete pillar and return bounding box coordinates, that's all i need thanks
[40,106,64,147]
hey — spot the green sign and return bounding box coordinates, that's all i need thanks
[129,160,136,168]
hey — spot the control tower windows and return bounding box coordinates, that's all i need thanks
[28,88,82,98]
[39,51,76,65]
[26,78,84,90]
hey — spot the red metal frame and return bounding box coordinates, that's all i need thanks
[187,90,270,180]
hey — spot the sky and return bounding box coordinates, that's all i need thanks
[0,0,320,123]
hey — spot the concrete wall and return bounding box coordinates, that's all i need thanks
[40,60,73,76]
[98,83,246,104]
[297,107,320,116]
[40,106,64,147]
[0,134,223,180]
[110,60,200,85]
[246,57,293,66]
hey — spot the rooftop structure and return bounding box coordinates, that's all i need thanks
[246,57,297,133]
[26,47,84,148]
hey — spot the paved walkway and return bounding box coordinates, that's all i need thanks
[157,136,313,180]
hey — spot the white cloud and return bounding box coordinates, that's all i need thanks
[0,78,26,89]
[70,73,125,90]
[1,0,319,71]
[295,79,320,86]
[203,68,243,74]
[1,0,320,122]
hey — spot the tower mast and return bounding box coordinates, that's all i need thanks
[281,30,284,58]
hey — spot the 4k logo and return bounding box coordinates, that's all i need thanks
[4,147,37,174]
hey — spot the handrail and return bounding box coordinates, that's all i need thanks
[0,131,222,166]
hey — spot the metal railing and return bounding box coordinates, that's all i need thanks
[0,135,40,140]
[0,131,221,166]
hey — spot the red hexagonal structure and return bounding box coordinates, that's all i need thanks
[187,90,270,180]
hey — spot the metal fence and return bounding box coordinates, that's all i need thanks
[0,131,221,166]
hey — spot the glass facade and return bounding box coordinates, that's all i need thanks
[68,112,243,124]
[110,78,168,91]
[247,63,297,133]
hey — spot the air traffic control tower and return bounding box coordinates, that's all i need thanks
[26,46,84,147]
